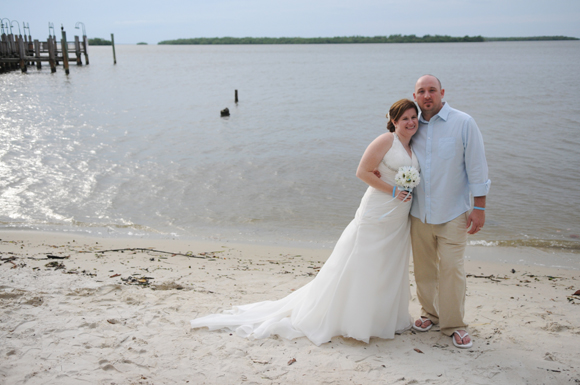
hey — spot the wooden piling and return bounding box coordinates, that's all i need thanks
[34,40,42,69]
[53,35,60,65]
[27,38,34,66]
[1,34,9,72]
[60,28,70,75]
[48,36,57,73]
[111,33,117,64]
[17,36,27,73]
[11,35,18,71]
[0,34,5,73]
[23,35,29,65]
[7,34,15,70]
[5,34,12,55]
[235,89,239,103]
[74,36,82,65]
[82,35,89,65]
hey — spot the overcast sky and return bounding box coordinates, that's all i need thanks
[3,0,580,44]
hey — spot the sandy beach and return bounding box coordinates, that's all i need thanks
[1,230,579,384]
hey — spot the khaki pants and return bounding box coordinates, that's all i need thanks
[411,213,468,336]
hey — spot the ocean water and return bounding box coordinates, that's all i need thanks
[1,41,579,252]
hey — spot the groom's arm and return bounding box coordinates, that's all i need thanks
[463,118,490,198]
[463,117,490,235]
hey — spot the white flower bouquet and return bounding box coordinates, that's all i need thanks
[377,165,420,220]
[394,166,420,191]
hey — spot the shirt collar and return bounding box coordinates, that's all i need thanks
[419,102,450,123]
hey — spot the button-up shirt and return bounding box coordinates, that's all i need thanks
[410,102,491,224]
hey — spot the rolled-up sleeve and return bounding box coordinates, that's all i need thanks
[463,118,491,197]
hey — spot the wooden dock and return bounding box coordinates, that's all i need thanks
[0,24,89,74]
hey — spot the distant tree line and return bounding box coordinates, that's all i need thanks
[483,36,578,41]
[158,35,486,45]
[158,35,580,45]
[88,38,112,46]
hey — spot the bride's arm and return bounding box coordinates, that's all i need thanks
[356,133,397,195]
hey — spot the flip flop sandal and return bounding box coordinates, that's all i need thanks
[452,331,473,349]
[412,317,433,332]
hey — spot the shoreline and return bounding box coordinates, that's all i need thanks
[1,229,578,270]
[1,230,579,384]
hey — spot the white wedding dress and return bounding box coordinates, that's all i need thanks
[191,134,419,346]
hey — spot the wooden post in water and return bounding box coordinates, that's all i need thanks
[82,35,89,65]
[8,34,16,71]
[17,36,27,73]
[111,33,117,64]
[24,22,32,65]
[26,36,33,65]
[53,34,60,65]
[48,36,57,73]
[27,31,32,61]
[0,34,5,73]
[235,89,239,103]
[74,35,82,65]
[60,27,69,75]
[4,34,11,57]
[34,40,42,69]
[23,34,29,65]
[54,37,59,65]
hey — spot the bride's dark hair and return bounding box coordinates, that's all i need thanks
[386,99,418,132]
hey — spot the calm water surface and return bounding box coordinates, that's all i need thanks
[1,41,579,253]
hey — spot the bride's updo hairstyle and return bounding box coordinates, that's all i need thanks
[386,99,418,132]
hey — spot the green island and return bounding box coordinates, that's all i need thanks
[483,36,578,41]
[88,38,112,46]
[158,35,578,45]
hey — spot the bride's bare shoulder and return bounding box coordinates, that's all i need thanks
[372,132,395,146]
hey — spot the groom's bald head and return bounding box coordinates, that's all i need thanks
[416,74,442,90]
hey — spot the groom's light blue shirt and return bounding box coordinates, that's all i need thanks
[410,102,491,224]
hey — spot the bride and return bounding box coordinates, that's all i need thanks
[191,99,420,346]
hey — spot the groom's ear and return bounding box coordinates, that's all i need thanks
[412,92,416,101]
[440,89,445,98]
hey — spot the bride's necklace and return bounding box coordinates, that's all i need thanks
[395,132,413,157]
[400,139,412,157]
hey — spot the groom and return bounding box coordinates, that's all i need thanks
[410,75,490,348]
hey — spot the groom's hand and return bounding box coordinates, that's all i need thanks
[467,209,485,234]
[396,190,412,202]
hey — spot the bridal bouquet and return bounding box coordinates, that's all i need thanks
[377,166,420,220]
[394,166,420,192]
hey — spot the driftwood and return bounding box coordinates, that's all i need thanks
[47,255,69,259]
[466,274,506,282]
[83,248,205,259]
